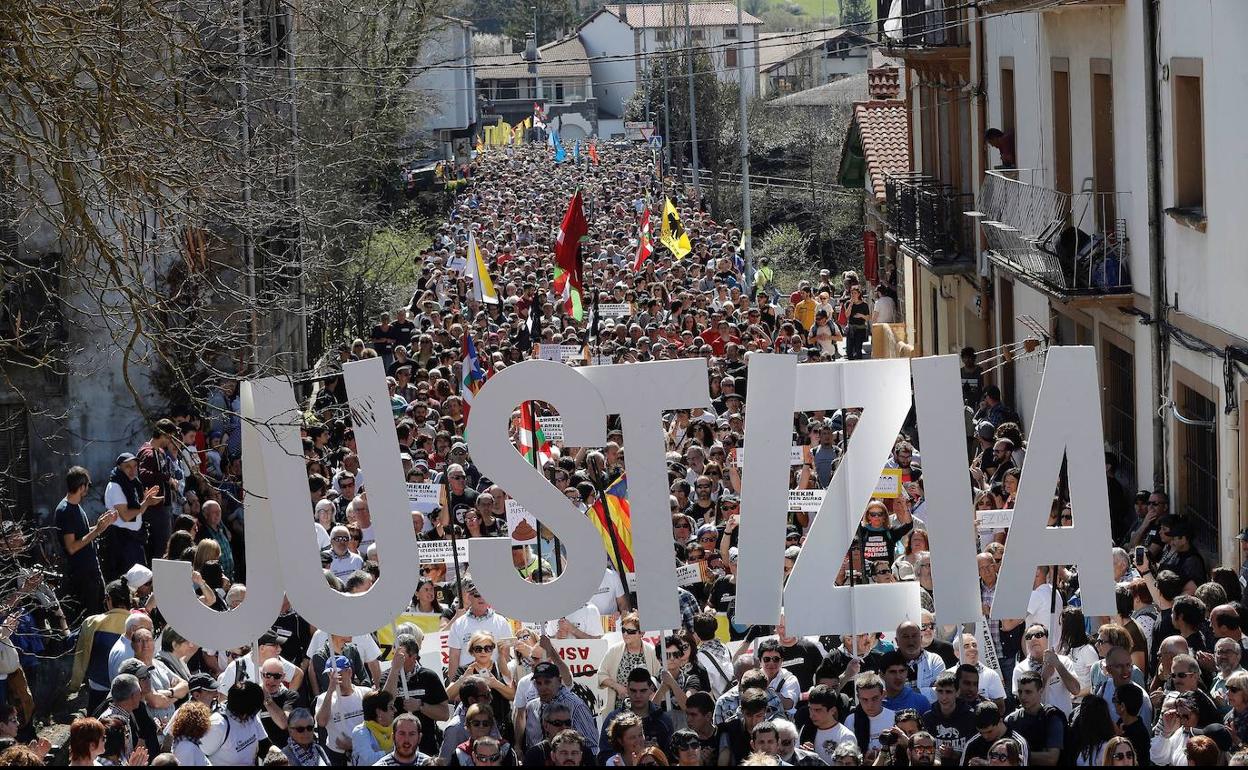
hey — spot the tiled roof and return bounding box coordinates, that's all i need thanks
[867,66,901,99]
[768,70,868,107]
[602,3,763,28]
[854,100,910,202]
[757,29,863,72]
[475,35,593,80]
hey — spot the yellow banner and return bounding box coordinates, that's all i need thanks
[660,198,692,260]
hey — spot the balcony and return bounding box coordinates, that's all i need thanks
[975,0,1123,11]
[878,0,970,48]
[968,170,1131,302]
[884,173,976,274]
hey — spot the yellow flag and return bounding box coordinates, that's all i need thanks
[497,120,512,145]
[660,198,692,260]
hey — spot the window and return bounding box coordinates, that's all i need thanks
[725,46,737,68]
[1101,335,1136,492]
[495,79,520,100]
[999,57,1016,137]
[1176,375,1219,561]
[1171,58,1205,214]
[691,29,705,42]
[724,26,737,39]
[656,29,671,43]
[1090,59,1117,228]
[1051,58,1072,195]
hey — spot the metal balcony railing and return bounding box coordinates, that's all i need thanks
[885,173,975,268]
[969,170,1131,297]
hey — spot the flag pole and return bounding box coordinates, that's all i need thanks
[527,399,545,584]
[590,471,633,601]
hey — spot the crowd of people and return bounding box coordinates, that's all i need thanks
[0,141,1242,766]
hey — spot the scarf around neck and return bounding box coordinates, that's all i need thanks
[365,720,394,753]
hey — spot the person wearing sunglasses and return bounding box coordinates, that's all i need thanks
[520,701,575,765]
[447,631,514,736]
[1009,624,1079,717]
[449,703,517,765]
[1100,734,1139,766]
[1151,691,1201,766]
[468,734,506,766]
[986,736,1023,766]
[599,613,660,715]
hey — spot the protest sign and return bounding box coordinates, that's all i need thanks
[538,344,583,363]
[598,302,631,319]
[406,482,439,507]
[874,468,904,499]
[505,498,538,544]
[539,415,564,442]
[788,488,825,513]
[976,508,1013,531]
[674,562,702,587]
[417,540,469,565]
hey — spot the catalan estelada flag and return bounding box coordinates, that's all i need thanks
[591,474,634,574]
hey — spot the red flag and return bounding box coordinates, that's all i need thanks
[632,209,654,272]
[588,140,600,166]
[553,190,588,320]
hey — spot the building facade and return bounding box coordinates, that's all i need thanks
[758,29,873,100]
[578,2,763,129]
[475,34,599,141]
[877,0,1248,565]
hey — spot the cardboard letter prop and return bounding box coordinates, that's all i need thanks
[911,355,982,624]
[467,360,608,621]
[734,355,798,625]
[787,359,921,636]
[580,359,711,630]
[152,381,284,650]
[991,346,1116,619]
[260,359,422,636]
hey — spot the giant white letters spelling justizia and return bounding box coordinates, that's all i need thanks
[153,348,1116,649]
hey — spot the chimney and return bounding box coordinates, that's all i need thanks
[867,66,900,100]
[618,1,628,25]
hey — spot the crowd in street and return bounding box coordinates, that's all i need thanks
[0,142,1245,766]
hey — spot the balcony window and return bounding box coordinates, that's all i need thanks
[726,46,737,68]
[691,29,705,42]
[656,29,671,43]
[884,173,975,267]
[724,26,737,39]
[1176,376,1218,561]
[495,80,520,100]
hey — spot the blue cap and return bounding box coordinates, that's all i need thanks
[323,655,352,673]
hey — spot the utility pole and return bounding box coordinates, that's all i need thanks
[736,0,753,281]
[684,0,701,200]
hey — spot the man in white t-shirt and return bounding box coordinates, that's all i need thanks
[587,565,630,618]
[326,525,364,580]
[315,657,368,763]
[541,601,602,639]
[805,683,854,764]
[446,581,514,673]
[946,634,1007,705]
[1026,567,1065,637]
[843,672,897,752]
[1010,623,1080,716]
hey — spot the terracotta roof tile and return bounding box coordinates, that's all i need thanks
[854,100,910,202]
[867,66,901,100]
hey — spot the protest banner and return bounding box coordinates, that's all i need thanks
[406,482,440,507]
[376,613,444,661]
[674,562,702,587]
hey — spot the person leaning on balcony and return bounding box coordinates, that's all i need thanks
[985,128,1016,169]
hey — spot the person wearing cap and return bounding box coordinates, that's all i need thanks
[136,419,178,563]
[102,453,163,582]
[521,659,599,757]
[1155,517,1209,588]
[315,655,369,763]
[185,672,220,708]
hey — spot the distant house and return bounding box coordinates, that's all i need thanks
[758,28,873,99]
[578,2,763,136]
[407,16,478,162]
[475,34,599,141]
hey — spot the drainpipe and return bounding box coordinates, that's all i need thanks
[970,3,992,355]
[1143,0,1169,493]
